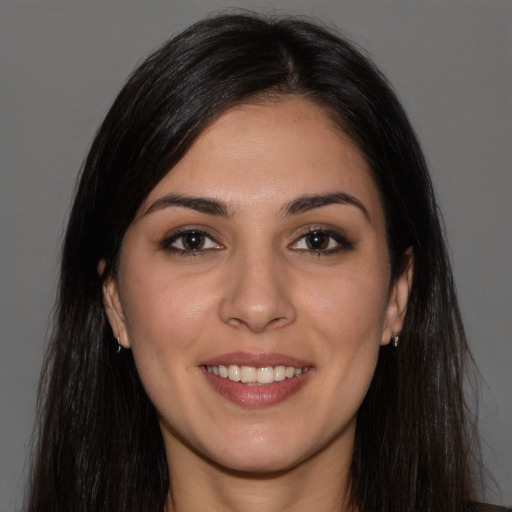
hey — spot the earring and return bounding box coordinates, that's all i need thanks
[116,336,122,354]
[391,332,400,348]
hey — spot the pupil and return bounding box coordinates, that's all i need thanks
[183,232,204,250]
[307,231,328,250]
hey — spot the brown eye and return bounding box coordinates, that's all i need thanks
[305,231,330,250]
[163,230,222,254]
[289,228,353,254]
[181,232,206,250]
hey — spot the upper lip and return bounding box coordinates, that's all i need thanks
[199,351,312,368]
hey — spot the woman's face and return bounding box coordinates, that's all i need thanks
[104,97,411,475]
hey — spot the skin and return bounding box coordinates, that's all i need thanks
[104,97,412,512]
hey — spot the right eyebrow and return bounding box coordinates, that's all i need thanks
[144,194,231,218]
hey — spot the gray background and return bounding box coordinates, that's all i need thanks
[0,1,510,510]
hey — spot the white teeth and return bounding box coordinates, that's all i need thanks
[228,364,240,382]
[274,365,286,382]
[218,365,229,378]
[257,367,274,384]
[206,364,308,384]
[240,366,257,383]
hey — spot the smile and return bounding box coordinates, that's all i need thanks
[205,364,309,384]
[202,362,313,407]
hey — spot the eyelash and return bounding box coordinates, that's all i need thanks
[290,227,354,256]
[160,227,353,258]
[161,229,222,257]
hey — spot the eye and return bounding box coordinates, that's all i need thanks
[290,229,351,254]
[162,230,222,254]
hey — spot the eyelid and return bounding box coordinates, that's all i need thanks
[289,226,354,253]
[159,224,353,257]
[160,227,224,255]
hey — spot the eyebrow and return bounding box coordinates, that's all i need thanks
[144,194,231,217]
[144,191,371,222]
[282,192,372,223]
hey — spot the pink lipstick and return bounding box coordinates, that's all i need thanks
[200,352,313,407]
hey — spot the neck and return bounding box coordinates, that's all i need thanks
[163,432,355,512]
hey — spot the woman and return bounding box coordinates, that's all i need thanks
[27,13,505,512]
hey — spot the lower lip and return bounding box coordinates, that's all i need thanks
[201,367,312,407]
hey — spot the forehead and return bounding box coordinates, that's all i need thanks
[139,97,383,224]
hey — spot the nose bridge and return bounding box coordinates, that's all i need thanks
[219,242,296,332]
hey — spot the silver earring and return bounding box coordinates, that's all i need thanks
[116,336,122,354]
[391,332,400,347]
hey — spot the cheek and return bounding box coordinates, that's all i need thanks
[118,264,219,421]
[119,261,222,373]
[301,261,389,343]
[298,257,389,408]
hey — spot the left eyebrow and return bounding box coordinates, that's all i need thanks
[282,192,372,223]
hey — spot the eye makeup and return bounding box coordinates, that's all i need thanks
[158,222,355,260]
[289,226,355,256]
[160,228,224,257]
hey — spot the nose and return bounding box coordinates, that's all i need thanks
[219,248,297,333]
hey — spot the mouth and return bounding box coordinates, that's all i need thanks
[200,354,313,407]
[204,364,310,385]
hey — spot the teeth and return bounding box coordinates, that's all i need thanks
[257,367,274,384]
[240,366,256,383]
[274,365,286,382]
[228,364,240,382]
[206,364,308,384]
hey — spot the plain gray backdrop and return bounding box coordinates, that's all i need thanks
[1,1,510,510]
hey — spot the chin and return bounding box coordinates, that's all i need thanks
[211,449,305,476]
[201,431,313,475]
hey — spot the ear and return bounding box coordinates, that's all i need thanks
[101,263,131,349]
[381,248,414,346]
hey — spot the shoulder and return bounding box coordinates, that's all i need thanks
[468,503,512,512]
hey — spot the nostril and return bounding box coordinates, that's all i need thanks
[224,314,291,333]
[218,267,297,331]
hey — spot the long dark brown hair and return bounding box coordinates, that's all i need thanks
[27,13,479,512]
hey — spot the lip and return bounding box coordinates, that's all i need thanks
[200,351,311,368]
[199,352,314,407]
